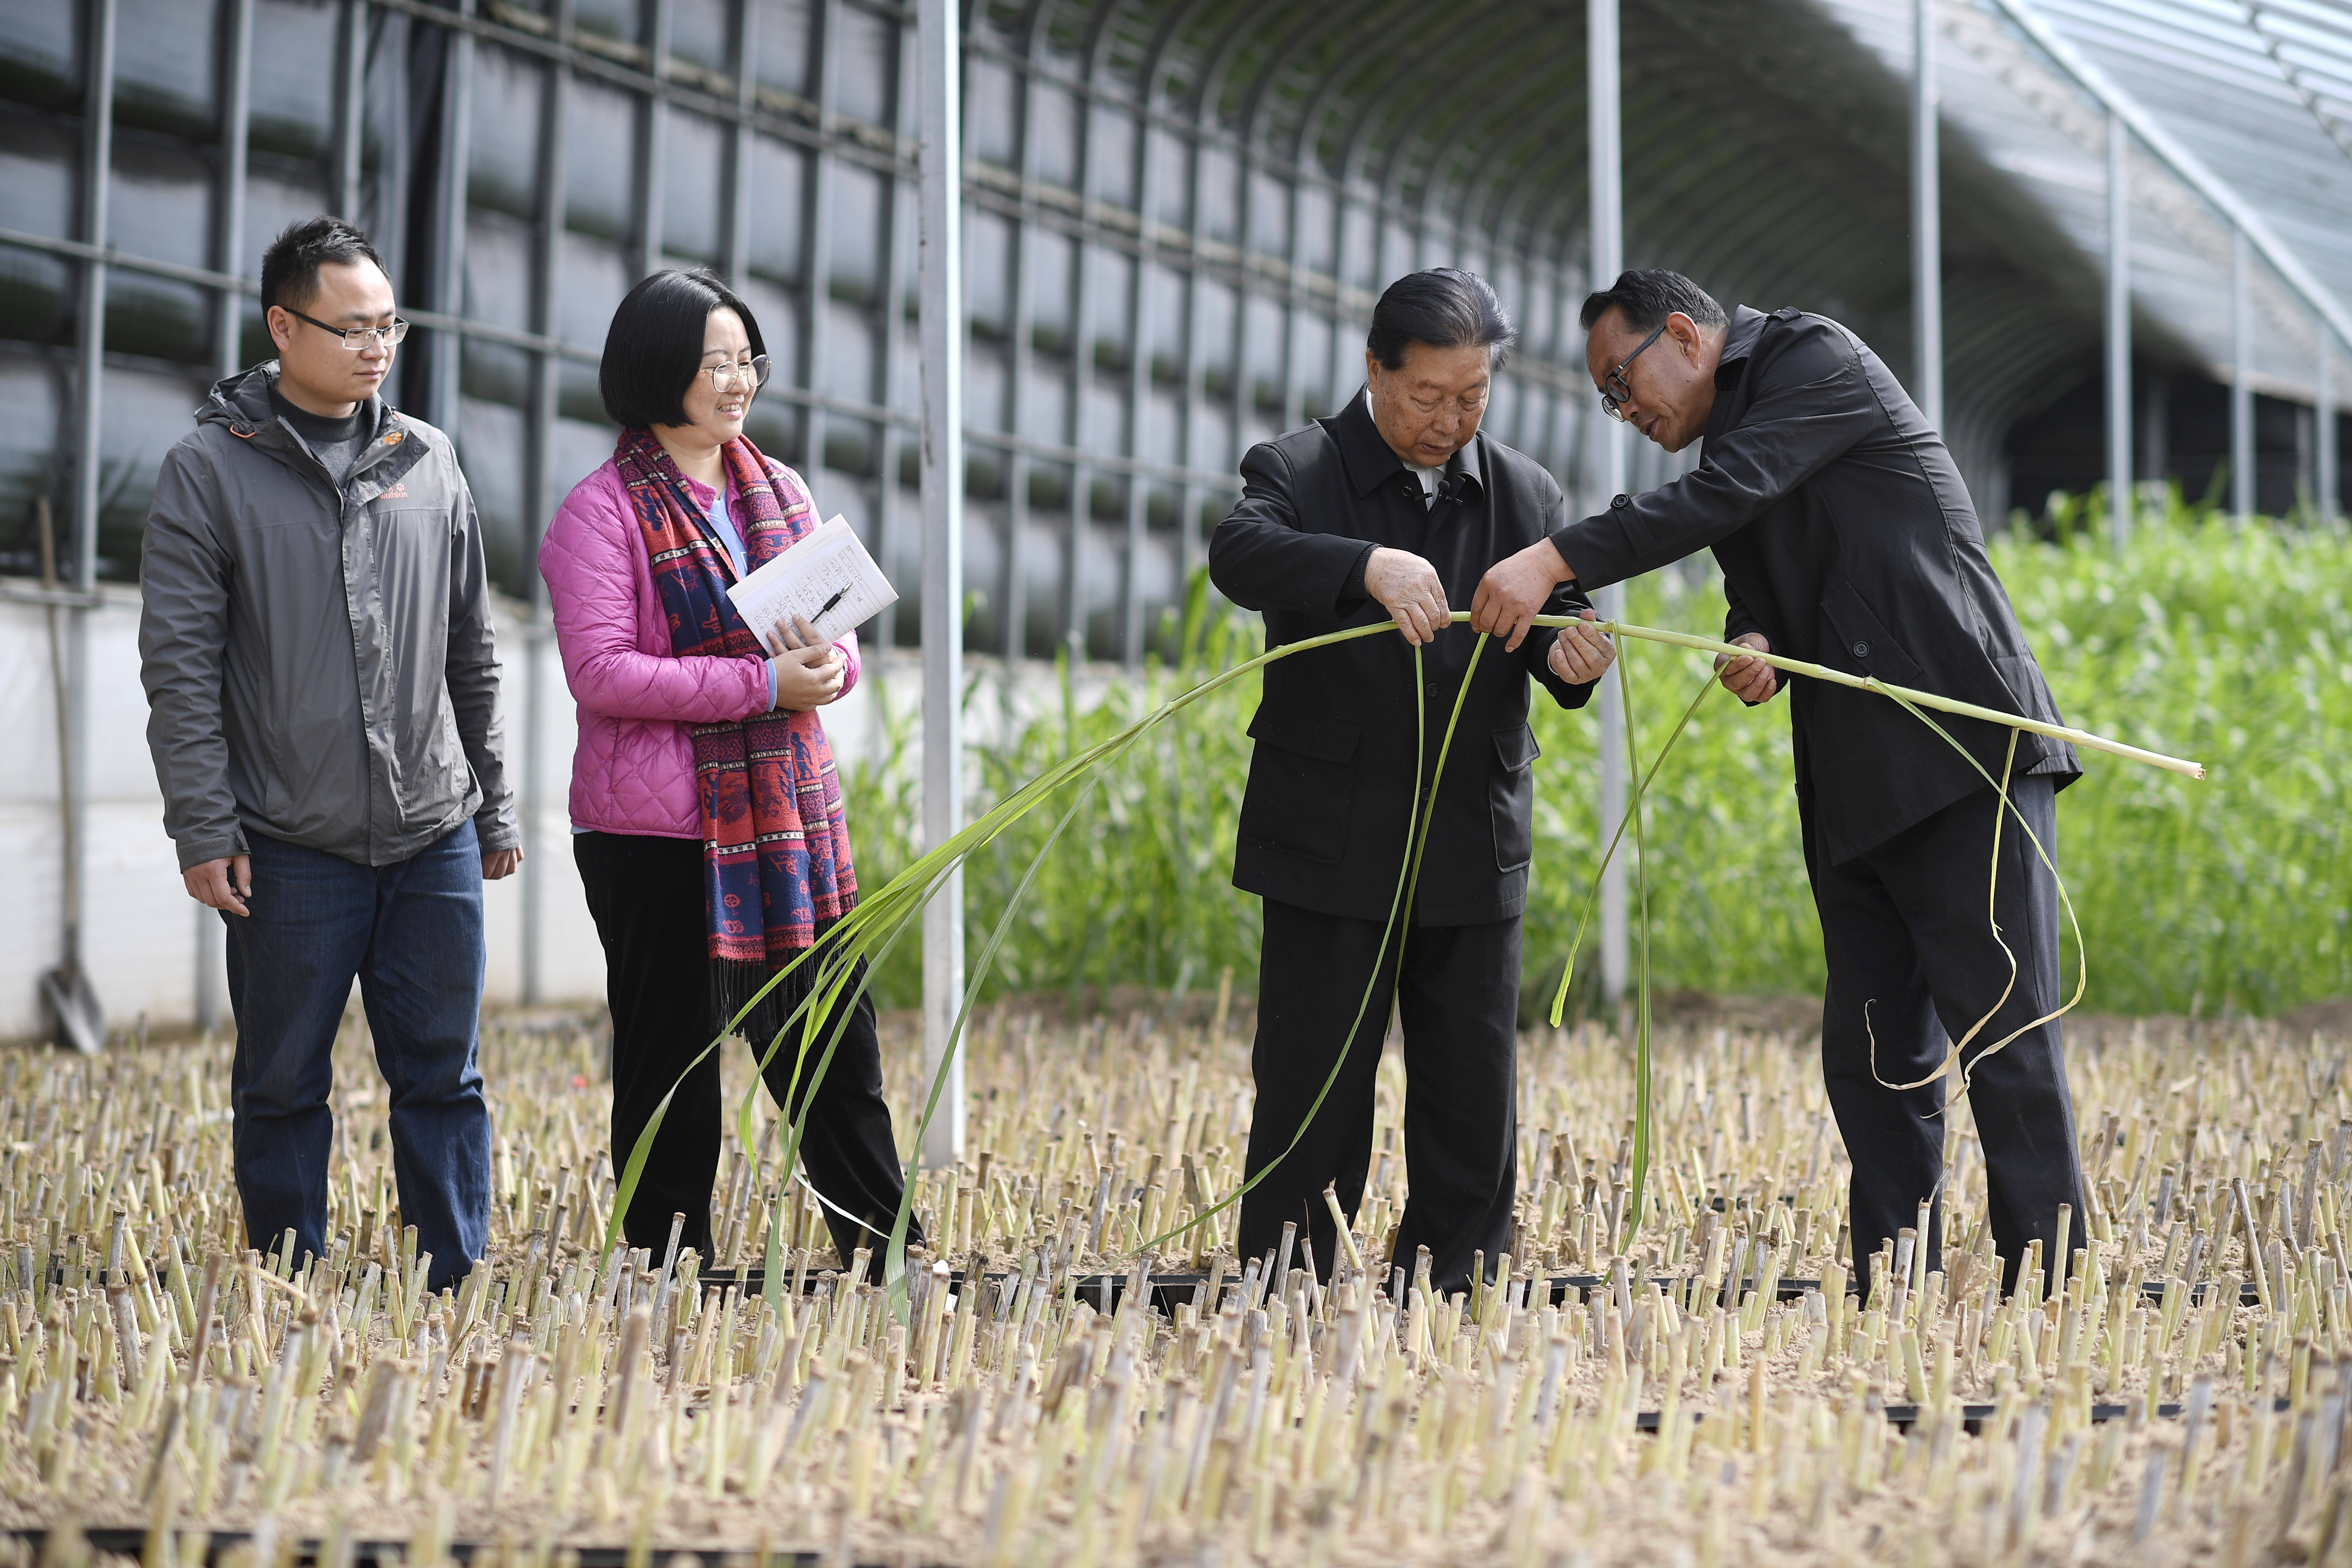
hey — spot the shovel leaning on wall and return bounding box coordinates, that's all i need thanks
[35,497,103,1054]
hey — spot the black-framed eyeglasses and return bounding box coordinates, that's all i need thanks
[1598,322,1668,422]
[285,306,409,350]
[702,355,773,394]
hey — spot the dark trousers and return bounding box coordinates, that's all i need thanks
[1240,898,1520,1297]
[573,831,917,1272]
[224,820,492,1292]
[1808,774,2086,1298]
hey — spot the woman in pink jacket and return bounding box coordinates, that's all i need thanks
[540,268,917,1274]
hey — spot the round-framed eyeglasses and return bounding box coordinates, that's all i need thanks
[1598,321,1668,422]
[702,355,773,394]
[286,307,410,351]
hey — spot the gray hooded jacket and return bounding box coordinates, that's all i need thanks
[140,364,518,871]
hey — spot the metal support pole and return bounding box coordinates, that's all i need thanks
[917,0,965,1168]
[2105,107,2131,547]
[2321,332,2339,524]
[2232,226,2254,520]
[218,0,253,381]
[1589,0,1628,1009]
[339,0,367,220]
[640,0,673,281]
[1911,0,1943,430]
[430,0,474,432]
[67,0,117,1047]
[199,0,252,1034]
[520,0,572,1010]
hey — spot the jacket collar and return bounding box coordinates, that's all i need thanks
[198,362,421,485]
[1703,306,1775,445]
[1326,382,1487,503]
[1712,305,1770,392]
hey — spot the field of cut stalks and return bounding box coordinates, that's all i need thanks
[5,1003,2352,1567]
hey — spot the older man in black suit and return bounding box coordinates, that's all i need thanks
[1209,268,1616,1295]
[1470,268,2088,1297]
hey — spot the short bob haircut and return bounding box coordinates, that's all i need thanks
[1366,268,1516,373]
[599,267,768,430]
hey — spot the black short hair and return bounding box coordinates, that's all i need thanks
[1578,269,1727,333]
[259,215,387,312]
[1366,268,1516,372]
[599,268,768,430]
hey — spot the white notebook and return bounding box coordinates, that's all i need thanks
[725,513,899,649]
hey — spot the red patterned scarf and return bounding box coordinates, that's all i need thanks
[613,428,858,1007]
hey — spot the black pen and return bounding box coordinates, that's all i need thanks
[814,587,848,618]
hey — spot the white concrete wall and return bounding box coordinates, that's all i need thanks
[0,582,1116,1040]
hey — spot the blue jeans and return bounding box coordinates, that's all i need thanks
[223,819,492,1290]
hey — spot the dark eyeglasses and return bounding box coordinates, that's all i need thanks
[1599,322,1668,422]
[285,306,409,351]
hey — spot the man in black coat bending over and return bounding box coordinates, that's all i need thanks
[1471,269,2088,1297]
[1210,269,1617,1296]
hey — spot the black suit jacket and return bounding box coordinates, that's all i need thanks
[1209,390,1599,927]
[1548,307,2079,865]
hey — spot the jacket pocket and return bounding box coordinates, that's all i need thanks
[1489,722,1540,872]
[1238,702,1362,866]
[1818,577,1927,686]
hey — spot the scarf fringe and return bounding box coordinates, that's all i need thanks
[711,930,867,1070]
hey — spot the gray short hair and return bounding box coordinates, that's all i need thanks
[1367,268,1517,372]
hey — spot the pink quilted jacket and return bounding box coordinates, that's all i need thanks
[538,456,860,838]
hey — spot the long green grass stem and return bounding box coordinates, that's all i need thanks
[1545,672,1717,1029]
[609,608,2192,1310]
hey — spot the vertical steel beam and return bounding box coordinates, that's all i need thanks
[874,24,913,651]
[430,0,475,432]
[1589,0,1628,1008]
[2232,225,2254,520]
[339,0,368,219]
[1122,90,1157,664]
[2320,331,2339,524]
[724,0,758,286]
[218,0,253,381]
[2105,107,2130,546]
[641,0,674,281]
[1067,90,1099,659]
[68,0,117,1043]
[199,0,253,1034]
[1000,25,1040,659]
[1912,0,1943,431]
[521,0,574,1010]
[75,0,115,595]
[802,0,836,492]
[917,0,965,1168]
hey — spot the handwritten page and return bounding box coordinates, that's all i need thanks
[726,514,898,649]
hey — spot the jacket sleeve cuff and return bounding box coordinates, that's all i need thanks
[174,829,249,873]
[1337,542,1377,611]
[1546,514,1641,592]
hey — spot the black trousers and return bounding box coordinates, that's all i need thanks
[1807,774,2086,1298]
[1239,898,1520,1296]
[573,831,918,1272]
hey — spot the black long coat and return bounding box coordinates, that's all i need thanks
[1549,306,2079,864]
[1209,391,1599,927]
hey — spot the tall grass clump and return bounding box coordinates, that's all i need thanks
[842,493,2347,1017]
[1999,490,2351,1014]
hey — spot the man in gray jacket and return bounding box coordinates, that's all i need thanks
[140,215,519,1289]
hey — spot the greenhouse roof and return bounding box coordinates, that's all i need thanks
[1821,0,2352,402]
